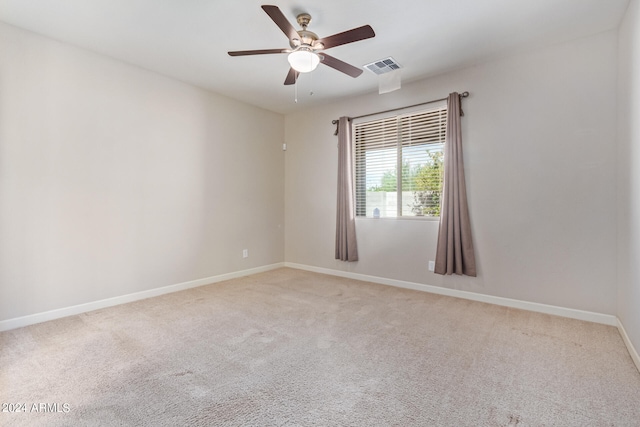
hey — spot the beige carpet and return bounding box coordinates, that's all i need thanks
[1,268,639,426]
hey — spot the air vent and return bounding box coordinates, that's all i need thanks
[364,57,402,75]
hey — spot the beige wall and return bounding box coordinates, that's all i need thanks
[285,31,618,315]
[618,0,640,360]
[0,22,285,321]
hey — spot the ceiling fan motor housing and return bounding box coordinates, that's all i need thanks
[290,30,319,48]
[289,13,322,50]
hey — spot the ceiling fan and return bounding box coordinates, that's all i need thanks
[228,5,375,85]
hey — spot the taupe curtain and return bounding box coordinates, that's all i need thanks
[335,117,359,261]
[434,93,476,276]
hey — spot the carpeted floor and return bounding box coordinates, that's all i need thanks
[1,268,639,426]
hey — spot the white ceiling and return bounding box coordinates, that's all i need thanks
[0,0,630,114]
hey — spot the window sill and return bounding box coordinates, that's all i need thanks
[355,216,440,222]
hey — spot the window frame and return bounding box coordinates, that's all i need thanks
[353,102,447,221]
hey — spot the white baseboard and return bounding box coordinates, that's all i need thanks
[0,263,285,332]
[284,262,618,327]
[617,318,640,373]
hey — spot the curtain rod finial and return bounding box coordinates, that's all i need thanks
[461,91,469,97]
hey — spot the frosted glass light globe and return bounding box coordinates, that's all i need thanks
[288,48,320,73]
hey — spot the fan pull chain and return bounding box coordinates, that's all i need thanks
[294,77,298,103]
[309,68,314,96]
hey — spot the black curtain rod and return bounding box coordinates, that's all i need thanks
[332,91,469,133]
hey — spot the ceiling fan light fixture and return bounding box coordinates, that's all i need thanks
[288,47,320,73]
[228,6,375,86]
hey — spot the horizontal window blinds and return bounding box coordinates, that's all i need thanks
[355,106,447,217]
[399,109,447,145]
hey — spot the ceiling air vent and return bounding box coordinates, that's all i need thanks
[364,57,402,75]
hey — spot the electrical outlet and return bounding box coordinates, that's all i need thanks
[242,249,248,258]
[428,260,435,272]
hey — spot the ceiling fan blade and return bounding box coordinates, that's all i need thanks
[317,25,375,50]
[261,5,300,42]
[284,68,299,85]
[228,48,288,56]
[320,54,363,78]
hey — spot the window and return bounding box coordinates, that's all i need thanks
[354,105,447,218]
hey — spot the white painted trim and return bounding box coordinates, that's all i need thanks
[617,318,640,373]
[0,263,285,332]
[284,262,618,326]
